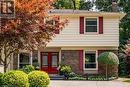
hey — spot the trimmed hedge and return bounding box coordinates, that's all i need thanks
[28,71,50,87]
[98,52,119,65]
[3,70,29,87]
[98,52,119,78]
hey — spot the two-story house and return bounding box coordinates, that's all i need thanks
[11,10,125,75]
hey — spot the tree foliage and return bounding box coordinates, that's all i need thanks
[54,0,93,10]
[79,0,93,10]
[95,0,113,11]
[54,0,80,9]
[118,0,130,51]
[0,0,67,72]
[98,52,119,65]
[98,52,119,79]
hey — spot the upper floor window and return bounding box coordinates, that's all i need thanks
[85,18,97,33]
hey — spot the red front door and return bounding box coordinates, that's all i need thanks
[41,52,59,74]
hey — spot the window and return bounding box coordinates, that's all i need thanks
[85,18,97,33]
[1,1,14,14]
[42,53,48,67]
[51,53,58,67]
[19,53,31,69]
[85,51,97,69]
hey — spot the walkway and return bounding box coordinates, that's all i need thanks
[50,80,130,87]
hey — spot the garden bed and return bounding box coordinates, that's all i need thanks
[62,73,117,81]
[67,76,117,81]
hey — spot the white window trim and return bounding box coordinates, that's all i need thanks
[84,50,98,70]
[18,52,33,69]
[84,17,99,34]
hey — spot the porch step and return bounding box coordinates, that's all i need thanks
[49,74,65,80]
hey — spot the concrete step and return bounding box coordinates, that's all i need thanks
[49,74,65,80]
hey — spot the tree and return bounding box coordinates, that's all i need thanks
[54,0,73,9]
[98,52,119,79]
[79,0,93,10]
[54,0,80,9]
[0,0,67,72]
[54,0,93,10]
[119,45,130,76]
[95,0,117,12]
[118,0,130,51]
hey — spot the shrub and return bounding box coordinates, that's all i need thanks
[0,73,3,86]
[32,59,40,70]
[22,65,35,74]
[28,71,50,87]
[68,72,77,77]
[68,76,86,80]
[98,52,119,65]
[98,52,119,79]
[3,70,29,87]
[60,65,72,75]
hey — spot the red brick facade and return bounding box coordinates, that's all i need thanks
[61,50,83,74]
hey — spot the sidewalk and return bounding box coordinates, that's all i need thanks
[50,79,130,87]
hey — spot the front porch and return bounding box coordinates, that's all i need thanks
[12,47,85,74]
[12,47,118,75]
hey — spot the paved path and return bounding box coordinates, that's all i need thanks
[50,80,130,87]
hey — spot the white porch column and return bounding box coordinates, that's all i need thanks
[30,51,33,65]
[38,50,41,68]
[17,54,20,69]
[59,50,61,65]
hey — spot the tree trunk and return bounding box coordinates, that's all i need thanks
[4,55,7,73]
[4,64,7,73]
[72,0,76,10]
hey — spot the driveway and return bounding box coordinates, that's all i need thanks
[50,80,130,87]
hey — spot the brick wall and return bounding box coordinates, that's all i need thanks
[61,50,83,74]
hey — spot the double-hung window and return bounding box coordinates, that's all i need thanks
[85,51,97,70]
[19,53,31,69]
[85,18,98,33]
[18,51,38,69]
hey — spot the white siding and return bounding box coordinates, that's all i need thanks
[47,16,119,47]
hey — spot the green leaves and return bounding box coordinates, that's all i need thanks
[95,0,113,12]
[28,71,50,87]
[3,70,29,87]
[60,65,72,74]
[98,52,119,65]
[54,0,93,10]
[22,65,35,74]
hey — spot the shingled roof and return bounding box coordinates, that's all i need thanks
[49,9,125,19]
